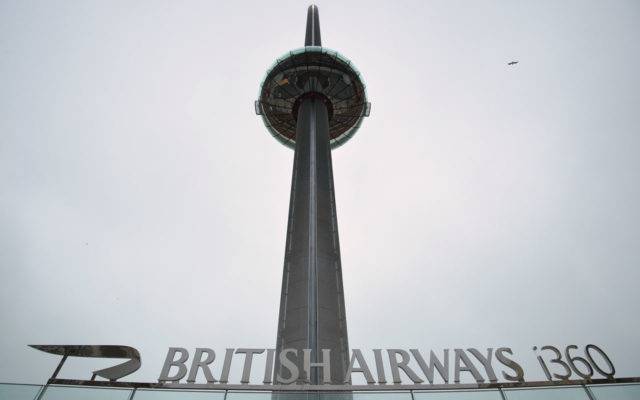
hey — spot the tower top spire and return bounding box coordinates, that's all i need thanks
[304,5,321,46]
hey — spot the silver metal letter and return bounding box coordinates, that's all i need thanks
[303,349,331,384]
[158,347,189,382]
[219,348,235,384]
[468,348,498,383]
[345,349,375,384]
[277,349,300,384]
[454,349,484,383]
[263,349,276,384]
[387,349,424,384]
[410,349,449,383]
[495,347,524,382]
[236,348,265,384]
[373,349,387,384]
[187,348,216,383]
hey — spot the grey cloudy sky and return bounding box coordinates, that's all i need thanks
[1,0,639,385]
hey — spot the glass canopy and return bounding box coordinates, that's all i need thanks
[3,383,639,400]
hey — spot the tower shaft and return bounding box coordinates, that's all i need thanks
[275,95,349,384]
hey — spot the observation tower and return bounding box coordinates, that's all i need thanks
[255,5,370,385]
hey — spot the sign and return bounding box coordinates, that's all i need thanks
[158,345,615,384]
[31,344,616,387]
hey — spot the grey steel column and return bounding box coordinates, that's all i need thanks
[274,6,349,385]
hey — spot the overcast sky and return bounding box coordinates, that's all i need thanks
[1,0,639,386]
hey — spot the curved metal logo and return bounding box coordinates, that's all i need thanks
[30,345,141,381]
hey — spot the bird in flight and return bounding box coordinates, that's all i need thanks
[508,61,519,65]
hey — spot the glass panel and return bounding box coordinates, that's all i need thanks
[351,393,412,400]
[589,384,640,400]
[0,383,43,400]
[134,389,225,400]
[225,393,270,400]
[504,386,590,400]
[226,392,411,400]
[41,385,132,400]
[413,389,502,400]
